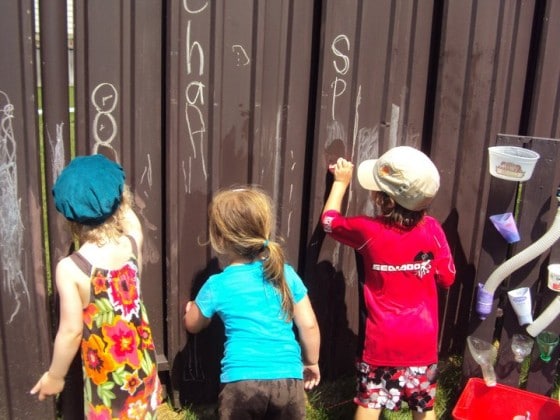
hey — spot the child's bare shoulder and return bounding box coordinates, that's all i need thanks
[56,255,89,278]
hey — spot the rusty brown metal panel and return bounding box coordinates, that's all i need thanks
[527,0,560,138]
[0,1,53,419]
[38,0,78,415]
[73,0,164,358]
[165,0,219,404]
[251,1,315,264]
[430,1,537,356]
[165,0,316,404]
[305,0,435,378]
[39,0,72,269]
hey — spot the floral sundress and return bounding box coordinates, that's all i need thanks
[70,237,162,420]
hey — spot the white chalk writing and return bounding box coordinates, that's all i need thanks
[183,0,208,14]
[47,122,65,181]
[91,83,119,157]
[140,153,153,196]
[183,8,208,186]
[330,34,350,120]
[232,45,250,66]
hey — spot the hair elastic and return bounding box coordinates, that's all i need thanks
[263,239,269,247]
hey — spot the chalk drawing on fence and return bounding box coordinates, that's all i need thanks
[91,83,118,158]
[140,153,154,195]
[182,0,209,194]
[327,33,355,210]
[350,84,362,156]
[270,107,284,230]
[184,333,206,382]
[47,122,66,181]
[232,45,250,67]
[389,104,400,149]
[330,34,350,121]
[184,17,208,185]
[182,157,192,194]
[0,90,30,323]
[287,181,294,238]
[183,0,208,15]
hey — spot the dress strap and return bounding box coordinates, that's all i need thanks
[127,235,138,259]
[69,252,92,276]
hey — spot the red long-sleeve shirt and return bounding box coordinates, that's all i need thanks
[322,210,456,366]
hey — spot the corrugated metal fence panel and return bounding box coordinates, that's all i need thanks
[4,0,560,417]
[39,0,73,281]
[528,0,560,138]
[429,0,537,355]
[165,0,217,403]
[73,0,164,355]
[305,0,436,378]
[165,0,316,404]
[38,1,77,415]
[0,1,53,419]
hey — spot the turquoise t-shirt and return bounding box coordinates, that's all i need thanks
[195,261,308,383]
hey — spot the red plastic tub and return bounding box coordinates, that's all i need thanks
[452,378,560,419]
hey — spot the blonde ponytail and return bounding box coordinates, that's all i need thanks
[262,239,294,320]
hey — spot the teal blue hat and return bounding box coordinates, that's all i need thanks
[52,154,125,225]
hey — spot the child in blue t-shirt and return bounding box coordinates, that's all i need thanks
[184,186,321,419]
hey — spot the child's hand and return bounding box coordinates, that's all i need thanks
[303,363,321,390]
[30,372,65,401]
[329,158,354,185]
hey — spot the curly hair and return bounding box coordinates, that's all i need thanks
[69,186,133,246]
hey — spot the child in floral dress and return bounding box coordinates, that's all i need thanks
[31,154,164,419]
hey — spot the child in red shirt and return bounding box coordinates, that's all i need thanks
[322,146,456,420]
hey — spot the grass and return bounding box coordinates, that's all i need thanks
[156,320,560,419]
[161,355,465,419]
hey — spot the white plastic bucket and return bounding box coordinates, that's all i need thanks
[488,146,540,181]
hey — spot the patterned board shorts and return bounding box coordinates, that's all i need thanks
[354,360,438,413]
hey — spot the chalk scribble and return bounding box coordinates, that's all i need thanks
[0,90,30,323]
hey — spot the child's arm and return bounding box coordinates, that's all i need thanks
[433,224,456,288]
[183,301,212,333]
[293,295,321,390]
[31,259,84,400]
[323,158,354,215]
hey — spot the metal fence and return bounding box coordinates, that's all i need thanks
[1,1,560,418]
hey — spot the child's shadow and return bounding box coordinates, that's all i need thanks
[172,258,224,408]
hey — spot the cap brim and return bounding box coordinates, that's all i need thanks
[357,159,381,191]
